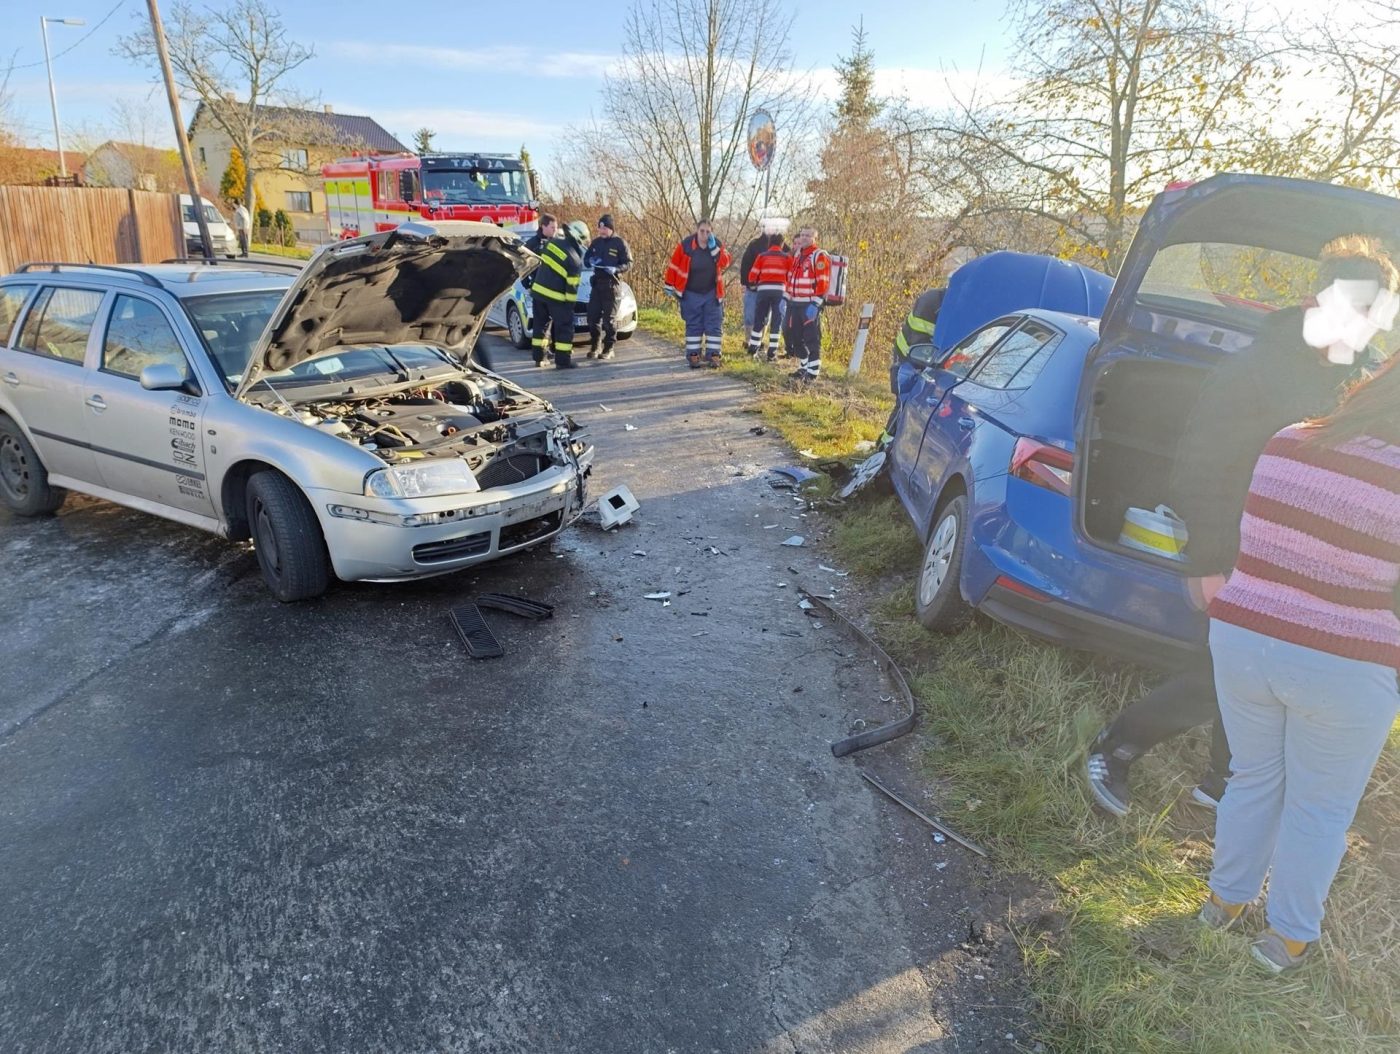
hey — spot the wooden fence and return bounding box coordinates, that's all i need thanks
[0,186,182,274]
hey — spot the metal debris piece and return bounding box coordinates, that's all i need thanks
[801,591,917,757]
[632,550,647,556]
[818,565,850,577]
[782,535,806,547]
[762,524,779,529]
[861,772,988,858]
[798,598,815,612]
[643,591,671,600]
[599,403,612,411]
[770,465,821,485]
[838,450,888,500]
[624,423,637,431]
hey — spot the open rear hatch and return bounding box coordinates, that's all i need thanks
[1075,174,1400,563]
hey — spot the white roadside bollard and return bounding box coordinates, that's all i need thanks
[847,303,876,377]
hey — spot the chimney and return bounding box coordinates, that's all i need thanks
[323,104,334,114]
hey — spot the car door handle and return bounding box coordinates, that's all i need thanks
[2,372,18,387]
[957,416,975,430]
[85,394,107,412]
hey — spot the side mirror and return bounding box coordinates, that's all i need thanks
[906,342,939,370]
[139,363,187,391]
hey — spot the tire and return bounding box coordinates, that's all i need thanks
[616,328,634,341]
[506,302,531,350]
[246,470,330,602]
[914,492,972,633]
[0,415,65,516]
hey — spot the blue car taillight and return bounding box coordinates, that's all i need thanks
[1010,437,1074,496]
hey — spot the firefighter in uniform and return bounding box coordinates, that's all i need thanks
[584,214,632,360]
[523,213,559,365]
[881,285,946,444]
[781,226,831,381]
[745,233,790,361]
[664,219,732,368]
[530,219,588,369]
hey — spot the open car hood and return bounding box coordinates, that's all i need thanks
[235,221,537,399]
[1098,173,1400,352]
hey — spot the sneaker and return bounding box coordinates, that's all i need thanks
[1250,930,1310,974]
[1198,893,1249,931]
[1191,771,1228,809]
[1085,735,1131,817]
[586,348,599,359]
[599,347,615,360]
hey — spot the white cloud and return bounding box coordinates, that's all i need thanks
[324,41,620,79]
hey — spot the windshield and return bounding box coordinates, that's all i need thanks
[182,203,224,224]
[422,167,530,205]
[182,290,460,392]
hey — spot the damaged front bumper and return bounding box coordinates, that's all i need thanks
[310,451,591,582]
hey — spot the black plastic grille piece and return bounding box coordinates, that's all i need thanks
[413,530,491,564]
[477,593,554,620]
[499,509,563,551]
[477,454,547,490]
[449,604,504,659]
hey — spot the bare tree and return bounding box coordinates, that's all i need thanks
[116,0,315,215]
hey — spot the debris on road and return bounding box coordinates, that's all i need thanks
[819,565,850,577]
[476,593,554,620]
[854,439,877,453]
[782,536,806,547]
[632,550,647,557]
[599,403,612,411]
[861,772,988,858]
[749,426,767,435]
[624,423,638,431]
[449,604,505,659]
[798,598,816,613]
[800,591,916,757]
[599,484,641,529]
[643,592,672,601]
[838,450,888,500]
[770,465,821,486]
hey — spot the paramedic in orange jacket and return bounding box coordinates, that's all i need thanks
[782,226,831,380]
[745,233,790,361]
[664,219,732,368]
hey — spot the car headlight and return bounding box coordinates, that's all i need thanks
[364,460,481,498]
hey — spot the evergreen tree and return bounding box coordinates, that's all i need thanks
[413,127,435,154]
[219,146,247,206]
[834,21,880,129]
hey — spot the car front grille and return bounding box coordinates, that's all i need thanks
[499,509,563,551]
[412,530,491,564]
[476,454,547,490]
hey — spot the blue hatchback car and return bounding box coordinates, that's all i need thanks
[889,174,1400,668]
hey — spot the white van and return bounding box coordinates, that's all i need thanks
[179,195,240,258]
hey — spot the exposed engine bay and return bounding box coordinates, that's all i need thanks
[262,372,587,490]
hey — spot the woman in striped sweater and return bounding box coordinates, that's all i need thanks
[1199,347,1400,973]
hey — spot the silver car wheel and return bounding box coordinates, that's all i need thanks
[0,434,29,500]
[507,303,526,347]
[919,510,958,607]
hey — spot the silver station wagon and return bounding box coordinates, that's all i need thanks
[0,222,594,601]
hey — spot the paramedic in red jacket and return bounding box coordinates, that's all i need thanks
[745,233,790,361]
[782,227,831,380]
[664,219,732,368]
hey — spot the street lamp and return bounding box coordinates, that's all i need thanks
[40,16,86,179]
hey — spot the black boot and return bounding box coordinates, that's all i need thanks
[554,351,576,369]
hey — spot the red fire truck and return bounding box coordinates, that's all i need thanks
[322,152,538,237]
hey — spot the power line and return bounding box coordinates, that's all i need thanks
[7,1,129,72]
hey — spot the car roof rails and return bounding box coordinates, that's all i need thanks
[14,261,162,288]
[160,256,305,273]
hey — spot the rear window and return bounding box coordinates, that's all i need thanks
[1139,242,1317,320]
[968,320,1059,389]
[0,284,33,345]
[14,287,105,364]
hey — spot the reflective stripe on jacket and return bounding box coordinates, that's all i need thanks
[894,287,945,355]
[747,247,792,292]
[783,246,831,304]
[532,235,583,303]
[664,235,732,300]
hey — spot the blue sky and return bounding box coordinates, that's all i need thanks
[6,0,1016,167]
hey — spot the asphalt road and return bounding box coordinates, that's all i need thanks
[0,329,1036,1053]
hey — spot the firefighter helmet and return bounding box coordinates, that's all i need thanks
[566,220,589,244]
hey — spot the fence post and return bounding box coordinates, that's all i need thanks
[847,302,876,377]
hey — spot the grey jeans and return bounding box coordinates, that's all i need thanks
[1208,619,1399,942]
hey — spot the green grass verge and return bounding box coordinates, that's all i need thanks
[250,242,313,259]
[637,309,894,459]
[834,494,1400,1053]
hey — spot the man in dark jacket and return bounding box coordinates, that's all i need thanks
[1085,237,1399,818]
[529,219,587,369]
[584,214,631,360]
[522,213,559,365]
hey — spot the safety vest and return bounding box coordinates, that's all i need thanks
[895,287,946,355]
[784,246,831,304]
[664,235,733,300]
[747,247,791,292]
[532,235,583,303]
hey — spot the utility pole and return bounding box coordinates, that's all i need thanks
[40,16,85,179]
[146,0,213,262]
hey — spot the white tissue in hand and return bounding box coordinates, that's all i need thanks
[1304,280,1399,365]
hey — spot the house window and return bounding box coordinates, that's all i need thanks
[280,148,309,170]
[286,191,313,212]
[198,146,206,166]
